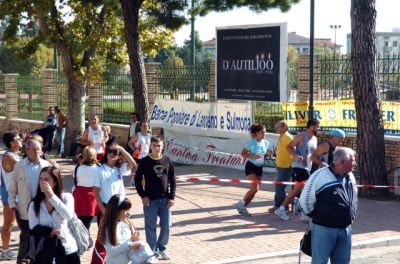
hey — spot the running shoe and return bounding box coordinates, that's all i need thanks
[274,207,290,221]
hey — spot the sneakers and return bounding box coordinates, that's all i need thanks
[236,200,251,216]
[158,250,171,260]
[1,249,17,260]
[274,206,290,221]
[146,255,158,264]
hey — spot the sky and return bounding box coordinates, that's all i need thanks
[174,0,400,53]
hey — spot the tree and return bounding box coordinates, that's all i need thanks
[176,31,203,65]
[119,0,301,120]
[351,0,387,196]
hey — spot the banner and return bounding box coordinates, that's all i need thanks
[164,129,279,171]
[283,100,400,136]
[216,23,287,102]
[150,99,252,138]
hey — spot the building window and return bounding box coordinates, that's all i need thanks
[303,48,309,53]
[384,41,389,47]
[393,41,398,47]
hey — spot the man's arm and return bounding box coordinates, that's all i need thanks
[128,135,138,152]
[287,134,303,163]
[79,129,90,146]
[310,142,329,167]
[101,126,109,144]
[299,173,318,216]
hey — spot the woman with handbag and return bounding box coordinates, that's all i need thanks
[99,195,153,264]
[28,166,80,263]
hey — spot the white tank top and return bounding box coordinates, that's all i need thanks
[1,151,21,190]
[134,132,151,159]
[88,126,105,154]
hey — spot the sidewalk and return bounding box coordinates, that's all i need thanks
[1,157,399,263]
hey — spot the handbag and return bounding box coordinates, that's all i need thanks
[125,219,153,264]
[67,213,91,255]
[300,225,312,256]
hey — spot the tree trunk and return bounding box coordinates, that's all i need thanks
[64,76,86,156]
[351,0,387,196]
[119,0,149,121]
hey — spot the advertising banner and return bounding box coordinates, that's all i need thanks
[164,129,279,171]
[150,99,252,138]
[283,100,400,136]
[216,23,287,102]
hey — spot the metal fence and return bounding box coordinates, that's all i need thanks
[156,64,210,102]
[56,72,69,114]
[101,72,134,124]
[16,75,43,120]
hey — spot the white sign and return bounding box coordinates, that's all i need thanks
[150,99,252,138]
[164,129,279,172]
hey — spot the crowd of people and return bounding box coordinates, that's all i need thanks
[237,119,358,264]
[0,111,177,264]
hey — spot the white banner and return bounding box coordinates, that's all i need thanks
[164,129,279,172]
[150,99,252,138]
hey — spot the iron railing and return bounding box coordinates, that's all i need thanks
[16,75,43,121]
[0,75,5,116]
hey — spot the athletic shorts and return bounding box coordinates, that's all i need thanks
[0,176,8,205]
[245,161,263,177]
[292,167,310,182]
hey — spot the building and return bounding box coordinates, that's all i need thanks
[201,32,341,58]
[347,28,400,56]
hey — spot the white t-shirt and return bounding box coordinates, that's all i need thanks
[93,163,129,204]
[134,132,151,160]
[75,164,99,187]
[88,126,105,154]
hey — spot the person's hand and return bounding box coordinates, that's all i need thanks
[254,154,261,159]
[89,140,95,147]
[100,205,106,214]
[131,231,140,241]
[12,208,21,228]
[132,243,142,250]
[167,199,174,209]
[40,181,54,198]
[142,197,150,207]
[50,229,64,239]
[295,155,303,163]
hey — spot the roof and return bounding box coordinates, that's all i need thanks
[288,32,309,45]
[315,38,342,48]
[204,38,216,45]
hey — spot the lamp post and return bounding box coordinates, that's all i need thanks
[330,25,341,57]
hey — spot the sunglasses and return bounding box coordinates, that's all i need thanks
[13,137,22,142]
[109,149,121,155]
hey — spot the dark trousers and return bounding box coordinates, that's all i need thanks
[30,239,80,264]
[17,219,30,264]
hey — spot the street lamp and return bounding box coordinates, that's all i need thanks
[330,25,341,57]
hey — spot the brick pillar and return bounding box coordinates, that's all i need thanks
[208,63,216,102]
[145,63,161,116]
[43,69,58,115]
[88,84,103,120]
[4,74,19,120]
[297,55,319,102]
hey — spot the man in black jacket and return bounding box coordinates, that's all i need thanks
[135,136,176,263]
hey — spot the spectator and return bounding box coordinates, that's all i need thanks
[300,147,358,264]
[28,166,80,263]
[80,115,109,161]
[91,144,136,264]
[54,106,68,157]
[0,132,22,260]
[128,112,140,142]
[8,139,51,264]
[268,121,293,213]
[73,147,99,235]
[236,124,270,216]
[274,119,319,221]
[43,106,57,153]
[135,136,176,263]
[98,195,144,264]
[104,125,118,149]
[128,121,151,163]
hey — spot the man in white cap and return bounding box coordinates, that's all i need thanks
[310,128,346,171]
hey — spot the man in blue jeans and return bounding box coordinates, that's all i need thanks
[299,147,358,264]
[135,136,176,264]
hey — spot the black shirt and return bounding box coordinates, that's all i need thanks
[134,155,176,201]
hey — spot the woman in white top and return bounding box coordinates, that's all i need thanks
[73,147,99,231]
[91,144,136,263]
[98,195,141,264]
[0,132,22,260]
[28,166,80,263]
[128,121,151,162]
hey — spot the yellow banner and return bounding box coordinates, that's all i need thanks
[282,100,399,136]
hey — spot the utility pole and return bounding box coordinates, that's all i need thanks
[330,25,341,57]
[309,0,315,120]
[190,0,196,102]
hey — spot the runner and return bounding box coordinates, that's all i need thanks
[236,123,270,217]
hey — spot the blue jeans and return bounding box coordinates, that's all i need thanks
[57,127,66,155]
[143,198,172,254]
[311,223,352,264]
[274,167,292,208]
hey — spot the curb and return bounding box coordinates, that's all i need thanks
[200,236,400,264]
